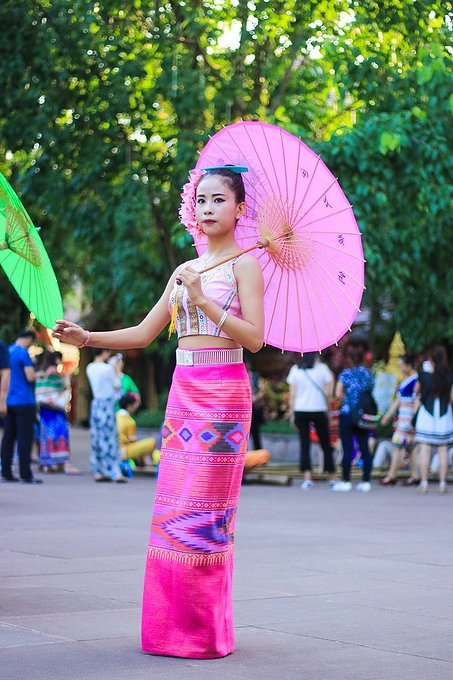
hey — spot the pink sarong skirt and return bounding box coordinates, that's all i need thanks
[141,361,251,659]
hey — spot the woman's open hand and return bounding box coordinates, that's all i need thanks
[52,320,87,347]
[177,266,205,306]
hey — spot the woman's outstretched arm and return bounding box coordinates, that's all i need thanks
[52,268,181,349]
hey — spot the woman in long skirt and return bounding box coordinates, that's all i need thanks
[36,352,79,474]
[52,165,264,659]
[86,348,127,483]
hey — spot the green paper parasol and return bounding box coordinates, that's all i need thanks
[0,173,63,329]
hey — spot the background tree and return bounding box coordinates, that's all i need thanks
[0,0,451,362]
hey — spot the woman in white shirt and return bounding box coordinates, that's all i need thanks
[86,348,125,482]
[287,353,335,489]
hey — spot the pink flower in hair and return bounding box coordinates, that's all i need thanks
[179,168,204,238]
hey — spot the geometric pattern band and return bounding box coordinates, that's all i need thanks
[148,363,251,563]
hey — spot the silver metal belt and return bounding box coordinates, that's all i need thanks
[176,348,243,366]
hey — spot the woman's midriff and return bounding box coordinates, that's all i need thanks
[178,335,241,350]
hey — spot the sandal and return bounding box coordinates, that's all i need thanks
[64,464,82,475]
[402,476,420,486]
[379,477,397,486]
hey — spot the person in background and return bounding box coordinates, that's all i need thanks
[109,353,141,405]
[35,352,79,474]
[372,438,393,471]
[414,345,453,494]
[86,348,127,483]
[334,345,374,492]
[116,393,156,467]
[287,352,336,490]
[380,354,419,486]
[0,329,42,484]
[0,339,11,419]
[247,364,265,450]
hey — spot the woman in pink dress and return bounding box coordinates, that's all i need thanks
[52,165,264,659]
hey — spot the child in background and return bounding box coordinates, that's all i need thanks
[116,394,156,469]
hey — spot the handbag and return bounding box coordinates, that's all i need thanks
[350,389,379,430]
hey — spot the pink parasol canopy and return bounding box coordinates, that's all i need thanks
[193,121,365,353]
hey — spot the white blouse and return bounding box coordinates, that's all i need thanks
[86,361,120,400]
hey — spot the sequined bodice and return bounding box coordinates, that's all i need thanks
[168,255,244,339]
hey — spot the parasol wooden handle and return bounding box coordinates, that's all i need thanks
[199,238,270,274]
[176,238,270,284]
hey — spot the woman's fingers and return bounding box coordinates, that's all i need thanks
[54,319,78,329]
[178,267,199,284]
[52,319,83,342]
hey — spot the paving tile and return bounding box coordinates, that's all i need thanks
[0,623,69,649]
[0,427,452,680]
[0,587,137,617]
[1,607,141,642]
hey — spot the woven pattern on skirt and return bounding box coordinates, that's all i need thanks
[39,407,70,466]
[142,362,251,659]
[392,395,416,448]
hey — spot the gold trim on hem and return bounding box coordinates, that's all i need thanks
[147,545,234,566]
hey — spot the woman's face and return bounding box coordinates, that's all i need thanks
[129,399,139,414]
[399,358,411,375]
[195,175,246,237]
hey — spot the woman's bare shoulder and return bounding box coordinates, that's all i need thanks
[234,254,262,279]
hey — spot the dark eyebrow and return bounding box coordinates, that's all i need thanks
[197,193,226,198]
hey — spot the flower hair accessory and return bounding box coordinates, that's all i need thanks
[178,165,249,239]
[179,168,205,238]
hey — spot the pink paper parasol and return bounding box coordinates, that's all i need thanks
[192,121,365,353]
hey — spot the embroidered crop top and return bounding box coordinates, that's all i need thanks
[168,255,245,339]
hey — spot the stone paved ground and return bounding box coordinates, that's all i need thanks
[1,427,452,680]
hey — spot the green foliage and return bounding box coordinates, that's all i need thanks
[135,408,165,429]
[0,277,29,343]
[261,420,294,435]
[320,42,453,350]
[0,0,451,353]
